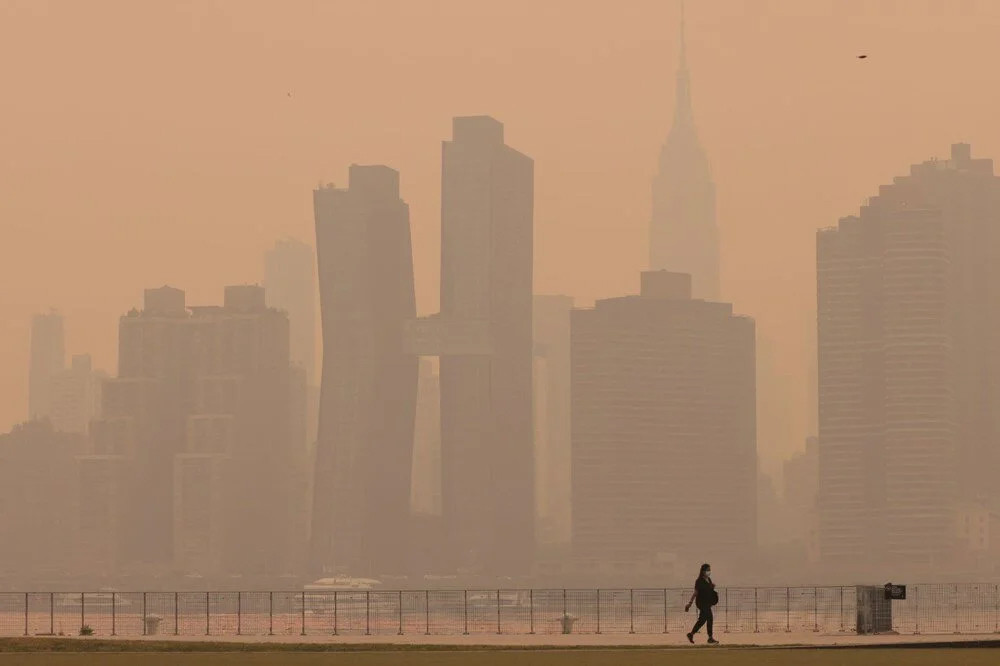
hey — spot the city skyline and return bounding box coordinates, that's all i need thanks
[8,1,998,476]
[3,1,1000,587]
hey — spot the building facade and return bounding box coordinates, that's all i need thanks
[28,310,65,421]
[571,271,756,575]
[264,238,317,386]
[49,354,104,435]
[533,294,573,546]
[87,285,296,576]
[817,143,1000,574]
[436,116,534,574]
[311,165,418,576]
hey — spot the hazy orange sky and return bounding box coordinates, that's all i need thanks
[2,0,998,475]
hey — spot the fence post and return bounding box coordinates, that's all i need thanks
[237,592,241,636]
[995,584,999,634]
[23,592,28,637]
[463,590,469,635]
[50,592,54,636]
[206,592,210,636]
[333,591,338,636]
[596,589,601,634]
[724,588,729,633]
[399,590,404,636]
[528,589,534,635]
[112,592,116,636]
[300,591,305,636]
[496,590,501,635]
[915,586,920,635]
[954,584,959,634]
[785,587,790,632]
[629,589,635,634]
[424,590,429,636]
[814,587,818,632]
[269,592,273,636]
[663,588,668,634]
[754,588,759,633]
[835,586,841,633]
[365,591,370,636]
[142,592,147,636]
[174,592,179,636]
[80,592,84,634]
[562,589,567,619]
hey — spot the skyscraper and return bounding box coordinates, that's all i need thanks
[817,143,1000,574]
[28,310,65,421]
[649,6,719,300]
[264,238,317,385]
[571,271,756,575]
[437,116,534,574]
[311,165,418,576]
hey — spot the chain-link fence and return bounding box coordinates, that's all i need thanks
[1,584,997,637]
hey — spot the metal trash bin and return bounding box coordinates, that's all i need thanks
[856,586,894,634]
[144,614,163,636]
[560,613,577,634]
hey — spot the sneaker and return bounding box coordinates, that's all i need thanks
[708,638,719,645]
[686,632,694,644]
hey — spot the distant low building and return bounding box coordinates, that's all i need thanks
[28,311,65,422]
[0,421,84,580]
[49,354,105,435]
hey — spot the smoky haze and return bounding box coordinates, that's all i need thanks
[2,0,1000,589]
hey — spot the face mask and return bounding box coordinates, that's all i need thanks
[705,571,712,578]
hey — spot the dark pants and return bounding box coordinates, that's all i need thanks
[691,605,713,637]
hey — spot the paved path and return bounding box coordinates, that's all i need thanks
[95,631,1000,648]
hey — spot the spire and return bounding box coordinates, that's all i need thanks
[674,0,693,126]
[679,0,686,69]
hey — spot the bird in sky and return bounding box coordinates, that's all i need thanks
[857,54,868,59]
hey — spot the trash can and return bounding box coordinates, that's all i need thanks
[560,613,577,634]
[856,587,893,634]
[144,614,163,636]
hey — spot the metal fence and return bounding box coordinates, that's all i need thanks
[0,585,998,637]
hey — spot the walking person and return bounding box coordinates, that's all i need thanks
[685,563,719,644]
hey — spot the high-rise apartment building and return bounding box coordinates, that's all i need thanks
[28,311,65,421]
[88,285,296,574]
[311,165,418,576]
[649,9,719,300]
[817,143,1000,573]
[571,271,756,575]
[435,116,534,574]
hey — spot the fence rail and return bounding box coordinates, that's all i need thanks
[1,584,997,637]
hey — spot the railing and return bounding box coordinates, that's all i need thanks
[0,585,997,637]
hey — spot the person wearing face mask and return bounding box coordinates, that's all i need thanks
[685,563,719,644]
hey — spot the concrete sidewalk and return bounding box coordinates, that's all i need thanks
[77,631,1000,649]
